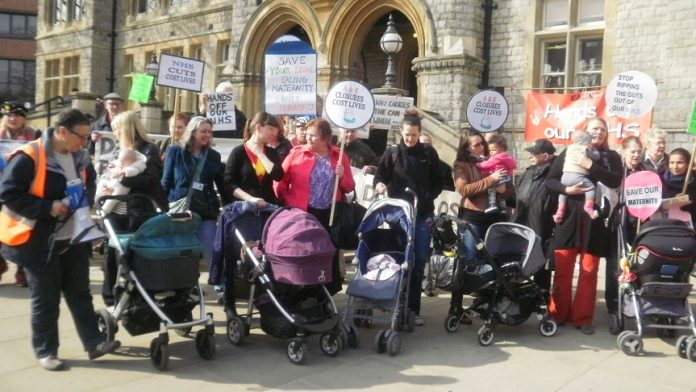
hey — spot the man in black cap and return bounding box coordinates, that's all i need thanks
[88,92,124,155]
[511,138,557,291]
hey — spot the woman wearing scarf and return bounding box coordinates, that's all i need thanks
[661,148,696,223]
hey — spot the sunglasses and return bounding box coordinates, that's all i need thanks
[471,142,483,148]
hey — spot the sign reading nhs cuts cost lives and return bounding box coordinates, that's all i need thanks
[466,90,509,133]
[605,70,657,119]
[325,81,375,129]
[371,95,415,131]
[156,53,205,92]
[265,35,317,116]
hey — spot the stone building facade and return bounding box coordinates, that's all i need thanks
[33,0,696,161]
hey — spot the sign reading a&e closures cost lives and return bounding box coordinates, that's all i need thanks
[324,81,375,129]
[466,90,509,133]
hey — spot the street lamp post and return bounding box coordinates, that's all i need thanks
[380,14,403,89]
[145,54,160,102]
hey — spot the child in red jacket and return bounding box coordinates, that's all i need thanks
[476,134,517,213]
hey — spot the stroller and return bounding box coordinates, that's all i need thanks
[228,206,344,365]
[95,195,215,371]
[440,219,557,346]
[342,196,416,356]
[611,218,696,359]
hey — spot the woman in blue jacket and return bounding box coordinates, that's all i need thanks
[162,116,230,267]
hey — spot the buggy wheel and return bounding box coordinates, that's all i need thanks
[319,333,342,357]
[386,332,401,356]
[226,316,246,346]
[405,310,416,333]
[375,329,388,354]
[477,325,494,347]
[608,313,622,335]
[617,331,643,356]
[287,338,307,365]
[195,330,216,360]
[539,318,558,337]
[346,325,360,348]
[175,312,193,337]
[95,309,117,341]
[676,335,691,359]
[444,314,460,333]
[687,337,696,362]
[150,338,169,371]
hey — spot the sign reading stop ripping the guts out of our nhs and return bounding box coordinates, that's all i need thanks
[156,53,205,92]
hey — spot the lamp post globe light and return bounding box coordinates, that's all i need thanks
[380,14,403,88]
[145,54,160,102]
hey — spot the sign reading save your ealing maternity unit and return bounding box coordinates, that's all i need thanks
[325,81,375,129]
[265,35,317,116]
[156,53,205,92]
[466,90,509,133]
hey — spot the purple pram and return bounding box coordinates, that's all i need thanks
[228,206,344,364]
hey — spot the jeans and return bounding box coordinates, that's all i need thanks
[200,219,217,266]
[408,214,433,315]
[25,241,103,358]
[450,221,485,309]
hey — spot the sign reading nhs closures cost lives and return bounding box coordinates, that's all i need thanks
[466,90,509,133]
[325,81,375,129]
[156,53,205,92]
[265,35,317,116]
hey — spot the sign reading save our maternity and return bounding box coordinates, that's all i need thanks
[156,53,205,92]
[624,171,662,221]
[264,35,317,116]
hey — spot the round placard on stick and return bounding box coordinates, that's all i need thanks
[466,90,509,133]
[605,70,658,118]
[324,81,375,129]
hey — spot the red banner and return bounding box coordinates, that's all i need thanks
[524,89,652,146]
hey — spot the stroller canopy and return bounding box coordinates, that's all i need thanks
[484,222,545,277]
[262,207,336,261]
[129,213,201,250]
[356,198,414,238]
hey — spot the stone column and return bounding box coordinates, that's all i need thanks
[140,101,165,134]
[70,92,99,118]
[411,54,484,130]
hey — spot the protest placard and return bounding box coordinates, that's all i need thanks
[206,92,237,131]
[265,35,317,116]
[687,99,696,135]
[94,132,118,176]
[605,70,657,119]
[624,171,662,221]
[156,53,205,92]
[128,73,154,103]
[466,90,509,133]
[371,95,414,132]
[325,81,375,129]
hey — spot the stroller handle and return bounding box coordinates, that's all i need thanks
[404,187,418,212]
[96,194,162,213]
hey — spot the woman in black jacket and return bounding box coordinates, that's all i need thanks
[100,111,168,306]
[545,117,623,335]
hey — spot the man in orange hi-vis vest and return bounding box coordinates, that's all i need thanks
[0,109,120,371]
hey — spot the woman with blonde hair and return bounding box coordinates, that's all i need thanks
[162,116,229,270]
[100,110,168,306]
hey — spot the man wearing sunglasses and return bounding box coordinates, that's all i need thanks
[0,109,119,371]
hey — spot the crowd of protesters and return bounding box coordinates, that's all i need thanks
[0,86,691,371]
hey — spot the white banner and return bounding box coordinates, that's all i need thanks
[156,54,205,92]
[351,168,460,216]
[207,92,237,131]
[371,95,414,131]
[94,132,118,176]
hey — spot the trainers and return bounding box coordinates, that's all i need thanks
[577,324,595,335]
[38,355,64,371]
[14,270,28,287]
[88,339,121,360]
[414,316,425,326]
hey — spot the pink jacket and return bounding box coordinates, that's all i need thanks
[275,144,355,211]
[475,152,517,176]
